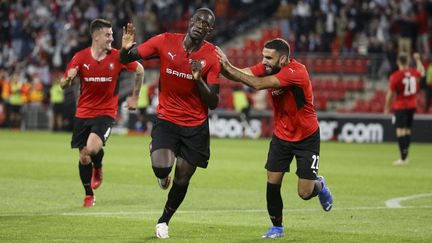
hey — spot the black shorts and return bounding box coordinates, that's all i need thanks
[150,117,210,168]
[53,103,64,115]
[71,116,115,149]
[266,128,320,180]
[393,109,415,129]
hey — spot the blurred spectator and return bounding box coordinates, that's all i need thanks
[397,10,416,56]
[233,86,250,118]
[425,61,432,112]
[50,73,65,131]
[414,1,429,55]
[136,83,150,133]
[251,89,268,112]
[275,0,292,40]
[8,72,26,128]
[0,69,9,126]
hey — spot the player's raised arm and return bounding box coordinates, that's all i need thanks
[216,46,281,90]
[126,62,145,110]
[413,52,425,77]
[120,23,142,64]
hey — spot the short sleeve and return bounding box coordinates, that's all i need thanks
[137,33,165,58]
[250,63,266,77]
[63,53,80,78]
[274,65,308,87]
[205,58,221,85]
[122,61,138,72]
[389,73,397,91]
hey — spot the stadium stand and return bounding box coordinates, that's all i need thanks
[0,0,431,130]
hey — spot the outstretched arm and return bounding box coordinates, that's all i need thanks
[120,23,142,64]
[191,60,219,110]
[125,63,145,110]
[413,53,425,77]
[215,47,281,90]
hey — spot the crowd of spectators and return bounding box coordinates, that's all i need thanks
[1,0,432,129]
[276,0,431,58]
[0,0,266,129]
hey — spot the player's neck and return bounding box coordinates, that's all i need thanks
[90,45,108,61]
[183,35,203,54]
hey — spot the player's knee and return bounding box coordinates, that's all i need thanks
[86,146,100,156]
[152,166,172,179]
[79,153,91,164]
[298,189,314,200]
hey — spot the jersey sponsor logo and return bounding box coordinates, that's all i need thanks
[83,64,90,70]
[288,68,294,73]
[165,68,193,80]
[83,77,113,82]
[168,52,176,60]
[319,120,384,143]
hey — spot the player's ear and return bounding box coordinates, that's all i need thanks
[207,26,214,33]
[280,55,288,65]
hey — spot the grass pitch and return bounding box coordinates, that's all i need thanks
[0,130,431,242]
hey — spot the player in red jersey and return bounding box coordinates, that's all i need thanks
[384,52,425,165]
[216,39,333,238]
[60,19,144,207]
[120,8,219,238]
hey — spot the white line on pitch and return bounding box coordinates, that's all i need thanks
[385,193,432,208]
[1,205,431,218]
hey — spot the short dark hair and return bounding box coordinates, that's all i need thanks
[398,53,408,66]
[264,38,290,57]
[194,7,215,26]
[89,19,112,35]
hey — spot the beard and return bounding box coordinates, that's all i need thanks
[264,65,281,75]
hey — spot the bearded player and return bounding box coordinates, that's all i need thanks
[216,39,333,238]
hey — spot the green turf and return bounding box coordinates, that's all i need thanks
[0,130,431,242]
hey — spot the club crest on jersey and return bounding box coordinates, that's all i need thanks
[108,63,114,70]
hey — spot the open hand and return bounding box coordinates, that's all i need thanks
[125,95,138,110]
[190,59,203,81]
[122,23,136,50]
[215,46,230,69]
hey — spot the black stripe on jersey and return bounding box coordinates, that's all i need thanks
[290,86,306,110]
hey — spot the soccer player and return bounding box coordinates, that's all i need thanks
[384,52,425,165]
[216,39,333,238]
[60,19,144,207]
[120,8,220,239]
